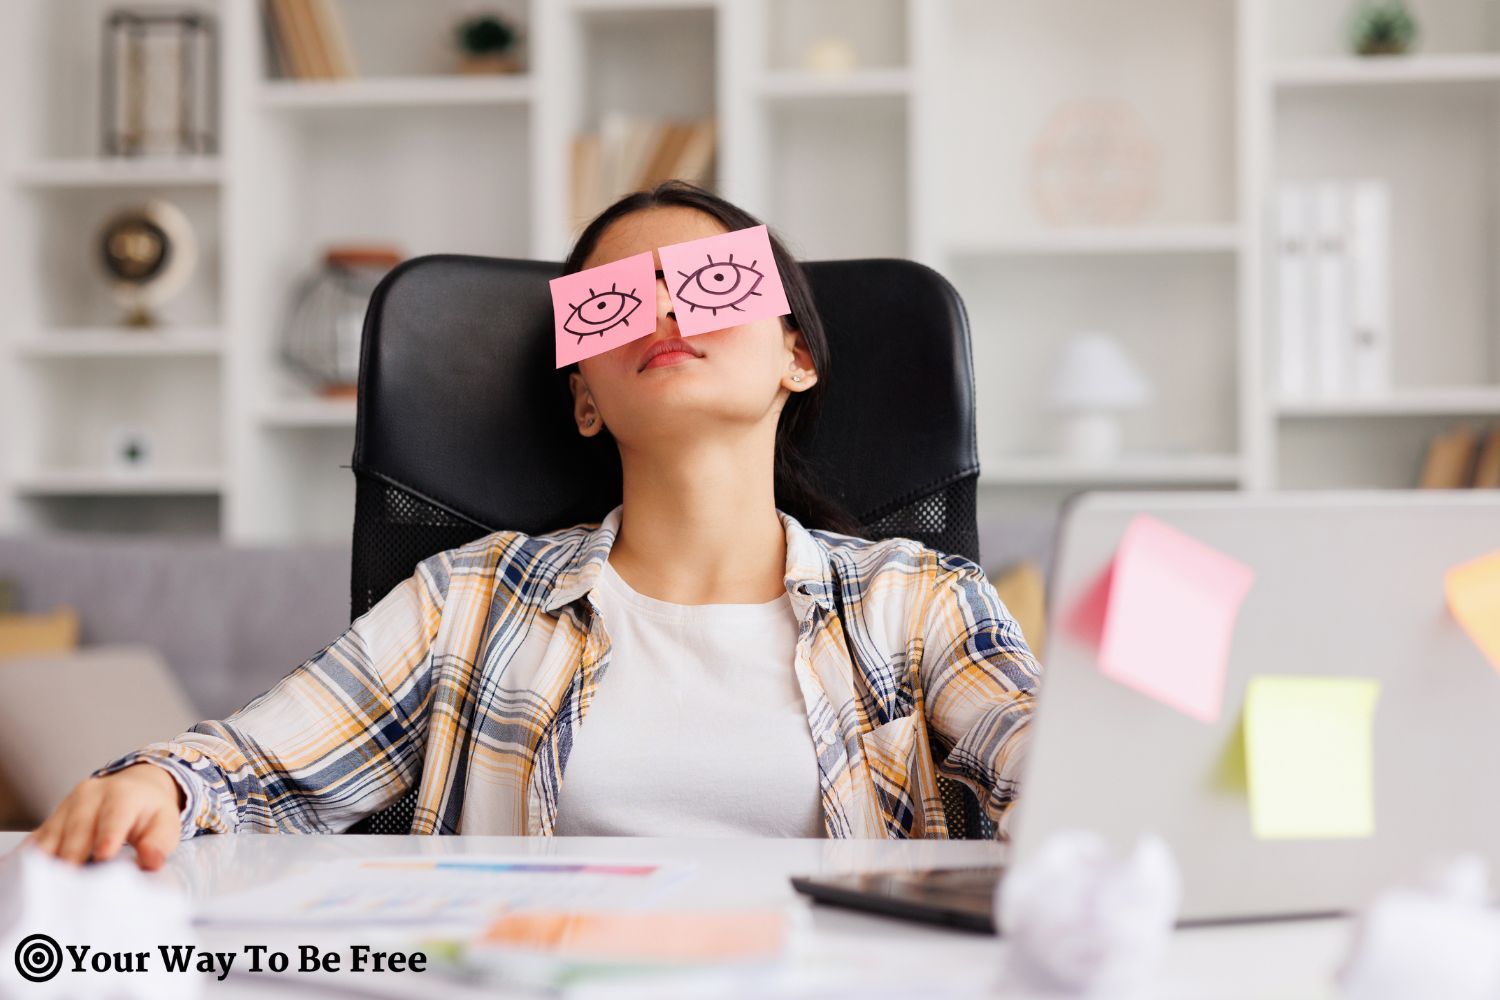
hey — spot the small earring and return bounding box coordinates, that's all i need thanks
[585,416,596,426]
[791,374,802,383]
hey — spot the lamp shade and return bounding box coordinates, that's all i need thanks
[1048,333,1152,412]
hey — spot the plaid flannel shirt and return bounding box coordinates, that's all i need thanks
[96,503,1041,840]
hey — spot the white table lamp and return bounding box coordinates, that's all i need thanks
[1048,333,1152,461]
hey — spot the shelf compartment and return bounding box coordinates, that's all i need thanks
[260,397,358,429]
[980,454,1243,486]
[13,467,224,496]
[767,98,908,258]
[14,360,223,481]
[956,253,1239,462]
[949,226,1241,258]
[759,69,911,100]
[260,75,533,110]
[1274,88,1500,389]
[939,0,1237,236]
[13,157,223,188]
[13,328,223,359]
[15,494,221,536]
[1276,388,1500,418]
[19,185,222,329]
[572,0,717,11]
[767,0,908,72]
[1276,415,1500,490]
[1274,54,1500,91]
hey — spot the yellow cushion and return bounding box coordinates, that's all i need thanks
[0,608,80,660]
[0,608,80,827]
[991,561,1047,661]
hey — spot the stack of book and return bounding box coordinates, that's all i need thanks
[1419,425,1500,489]
[570,116,717,229]
[1274,179,1391,401]
[264,0,357,80]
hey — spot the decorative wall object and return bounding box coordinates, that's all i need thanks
[1049,333,1152,461]
[102,7,218,156]
[802,37,858,75]
[455,12,523,75]
[107,427,154,472]
[280,247,403,397]
[1348,0,1418,56]
[94,198,198,328]
[1030,99,1158,226]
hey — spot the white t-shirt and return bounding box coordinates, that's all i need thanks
[551,557,827,838]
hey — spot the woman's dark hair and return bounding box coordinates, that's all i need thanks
[559,180,861,536]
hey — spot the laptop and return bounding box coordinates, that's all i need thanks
[792,491,1500,931]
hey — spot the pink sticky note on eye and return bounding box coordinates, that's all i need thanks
[657,225,791,337]
[551,251,657,368]
[1095,515,1255,723]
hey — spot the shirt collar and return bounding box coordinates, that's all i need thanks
[542,502,837,620]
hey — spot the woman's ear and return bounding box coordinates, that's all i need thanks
[782,325,818,393]
[569,370,605,436]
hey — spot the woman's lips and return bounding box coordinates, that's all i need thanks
[641,351,701,370]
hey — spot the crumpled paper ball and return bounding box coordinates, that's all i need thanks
[1338,854,1500,1000]
[0,844,201,1000]
[995,830,1181,996]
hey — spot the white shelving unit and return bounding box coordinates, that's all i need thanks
[2,0,1496,544]
[1266,0,1500,492]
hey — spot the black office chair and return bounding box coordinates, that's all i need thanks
[344,254,993,839]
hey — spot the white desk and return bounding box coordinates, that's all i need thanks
[0,832,1349,998]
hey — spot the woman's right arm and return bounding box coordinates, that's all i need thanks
[25,549,453,867]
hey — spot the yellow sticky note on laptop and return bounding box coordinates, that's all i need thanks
[1244,676,1380,840]
[1446,547,1500,674]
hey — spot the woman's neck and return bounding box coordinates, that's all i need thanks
[609,439,787,606]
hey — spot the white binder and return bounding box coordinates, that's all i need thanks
[1346,180,1392,397]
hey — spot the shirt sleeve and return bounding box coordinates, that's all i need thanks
[91,551,452,839]
[919,550,1042,840]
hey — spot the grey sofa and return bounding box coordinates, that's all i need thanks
[0,533,352,722]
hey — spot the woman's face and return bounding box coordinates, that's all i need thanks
[569,206,817,448]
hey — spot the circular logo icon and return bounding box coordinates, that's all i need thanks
[14,934,62,983]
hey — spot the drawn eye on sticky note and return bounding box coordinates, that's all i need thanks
[657,225,791,337]
[551,250,657,368]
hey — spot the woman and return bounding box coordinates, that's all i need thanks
[26,181,1040,870]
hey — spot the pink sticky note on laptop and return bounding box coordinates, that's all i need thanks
[657,225,791,337]
[551,250,657,368]
[1096,515,1255,723]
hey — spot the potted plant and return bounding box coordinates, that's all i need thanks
[455,12,522,74]
[1349,0,1418,56]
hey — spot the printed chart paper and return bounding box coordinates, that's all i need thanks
[196,856,692,929]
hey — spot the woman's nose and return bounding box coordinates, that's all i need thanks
[656,274,675,321]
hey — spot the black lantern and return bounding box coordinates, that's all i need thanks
[101,7,219,157]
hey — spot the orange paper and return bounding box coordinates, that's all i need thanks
[479,909,788,963]
[1445,547,1500,674]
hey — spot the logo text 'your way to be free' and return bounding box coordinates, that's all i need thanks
[13,934,427,984]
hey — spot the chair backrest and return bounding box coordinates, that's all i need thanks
[344,254,991,838]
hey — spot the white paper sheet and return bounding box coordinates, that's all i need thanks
[195,855,694,931]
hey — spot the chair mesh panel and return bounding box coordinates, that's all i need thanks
[346,472,993,840]
[860,476,994,841]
